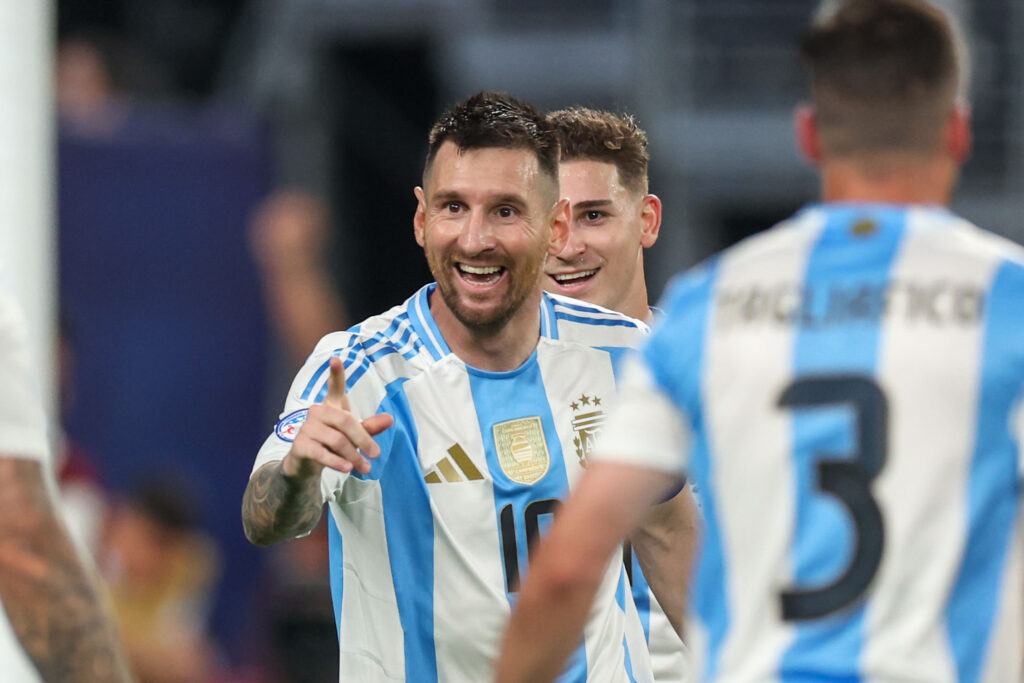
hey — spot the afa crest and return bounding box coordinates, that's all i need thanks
[569,393,605,467]
[493,416,550,485]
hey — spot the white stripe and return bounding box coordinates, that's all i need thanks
[412,290,446,359]
[333,492,406,681]
[702,210,825,679]
[402,361,509,681]
[863,209,998,681]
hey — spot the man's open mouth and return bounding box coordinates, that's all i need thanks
[550,269,598,287]
[457,263,506,286]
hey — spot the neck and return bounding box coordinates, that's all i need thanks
[430,289,543,372]
[619,277,652,324]
[819,153,956,206]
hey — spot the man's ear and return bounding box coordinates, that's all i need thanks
[794,103,822,164]
[639,194,662,249]
[548,198,570,254]
[946,102,972,163]
[413,186,426,247]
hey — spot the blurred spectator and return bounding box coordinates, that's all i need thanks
[56,33,131,138]
[248,190,348,367]
[246,190,346,681]
[101,478,221,683]
[55,313,109,559]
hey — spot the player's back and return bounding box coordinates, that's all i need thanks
[652,203,1024,681]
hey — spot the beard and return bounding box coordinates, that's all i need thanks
[426,242,547,335]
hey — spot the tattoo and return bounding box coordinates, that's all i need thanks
[0,458,133,682]
[242,461,324,546]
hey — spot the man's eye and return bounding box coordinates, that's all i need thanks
[446,202,462,213]
[584,211,605,221]
[497,207,516,218]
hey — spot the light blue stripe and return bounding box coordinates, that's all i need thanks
[622,636,638,683]
[327,512,344,640]
[555,311,640,328]
[376,380,439,680]
[465,355,588,682]
[301,337,361,400]
[640,258,724,680]
[945,260,1024,682]
[782,205,907,680]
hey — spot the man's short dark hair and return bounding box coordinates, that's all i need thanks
[547,108,650,195]
[424,91,559,186]
[801,0,961,157]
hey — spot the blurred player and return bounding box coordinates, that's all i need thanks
[545,107,698,682]
[0,272,132,682]
[242,92,665,681]
[497,1,1024,681]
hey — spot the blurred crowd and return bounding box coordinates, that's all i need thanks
[55,25,349,682]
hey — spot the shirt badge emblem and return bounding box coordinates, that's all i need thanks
[569,393,605,467]
[493,416,550,485]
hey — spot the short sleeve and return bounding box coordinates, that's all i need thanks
[592,356,691,478]
[0,285,48,461]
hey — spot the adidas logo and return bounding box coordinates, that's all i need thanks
[424,444,483,483]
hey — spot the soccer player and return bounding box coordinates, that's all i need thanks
[0,275,132,682]
[497,1,1024,681]
[544,108,662,325]
[242,92,660,681]
[544,107,697,682]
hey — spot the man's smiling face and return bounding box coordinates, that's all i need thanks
[415,141,559,333]
[545,159,649,313]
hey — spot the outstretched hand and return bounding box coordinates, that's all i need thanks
[282,357,394,479]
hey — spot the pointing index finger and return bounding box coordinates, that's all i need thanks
[325,356,350,411]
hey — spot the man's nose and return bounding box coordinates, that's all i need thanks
[458,209,496,253]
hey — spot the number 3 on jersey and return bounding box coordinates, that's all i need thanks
[777,375,888,620]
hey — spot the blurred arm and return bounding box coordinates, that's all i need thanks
[629,485,700,636]
[495,462,679,683]
[249,191,347,365]
[0,457,133,682]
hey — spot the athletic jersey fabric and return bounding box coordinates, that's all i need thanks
[598,204,1024,682]
[254,284,655,682]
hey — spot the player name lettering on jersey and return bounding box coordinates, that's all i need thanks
[715,277,985,330]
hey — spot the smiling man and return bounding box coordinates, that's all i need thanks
[544,108,695,683]
[242,92,657,682]
[544,109,662,324]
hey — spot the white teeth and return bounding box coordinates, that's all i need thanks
[554,269,597,283]
[459,264,502,275]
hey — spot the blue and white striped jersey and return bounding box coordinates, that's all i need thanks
[254,284,655,683]
[598,204,1024,682]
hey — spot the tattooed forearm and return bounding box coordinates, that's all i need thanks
[242,461,324,546]
[0,458,133,682]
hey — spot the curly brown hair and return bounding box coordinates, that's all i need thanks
[546,107,650,194]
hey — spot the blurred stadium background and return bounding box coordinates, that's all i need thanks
[0,0,1021,680]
